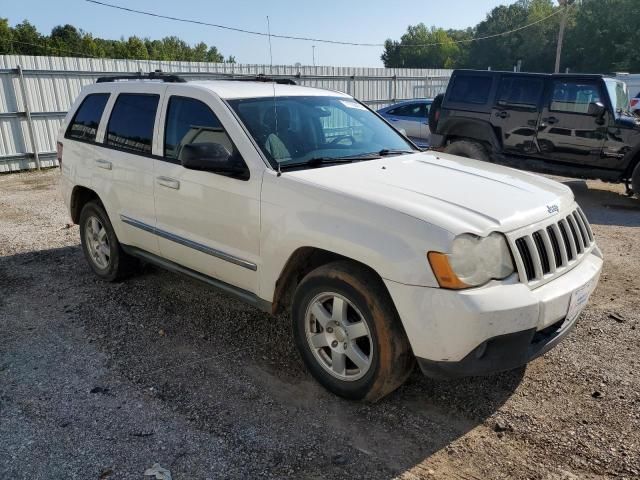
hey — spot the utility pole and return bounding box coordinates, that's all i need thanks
[312,45,316,67]
[554,0,574,73]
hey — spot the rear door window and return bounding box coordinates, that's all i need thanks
[448,75,493,104]
[66,93,109,142]
[106,93,159,155]
[497,76,544,110]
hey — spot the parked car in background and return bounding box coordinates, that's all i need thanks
[429,69,640,197]
[59,74,602,401]
[377,99,432,146]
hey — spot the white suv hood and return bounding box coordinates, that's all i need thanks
[286,151,575,235]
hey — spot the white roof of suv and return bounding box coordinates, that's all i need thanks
[187,80,350,100]
[93,76,351,100]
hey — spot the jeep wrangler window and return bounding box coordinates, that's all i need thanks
[550,80,602,115]
[106,93,159,155]
[448,74,492,104]
[66,93,109,142]
[497,76,543,110]
[164,96,235,161]
[228,96,414,168]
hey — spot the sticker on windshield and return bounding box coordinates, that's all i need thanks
[339,100,367,110]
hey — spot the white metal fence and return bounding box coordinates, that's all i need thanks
[0,55,452,172]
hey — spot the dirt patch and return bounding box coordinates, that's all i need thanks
[1,170,639,479]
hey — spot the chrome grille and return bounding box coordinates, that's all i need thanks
[510,207,594,286]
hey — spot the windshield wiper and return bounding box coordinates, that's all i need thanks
[278,149,415,171]
[279,153,384,171]
[378,149,415,156]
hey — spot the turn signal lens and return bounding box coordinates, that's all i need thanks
[427,252,470,290]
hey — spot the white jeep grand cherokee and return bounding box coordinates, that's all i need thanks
[58,73,603,401]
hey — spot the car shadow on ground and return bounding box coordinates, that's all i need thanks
[1,244,525,478]
[562,179,640,227]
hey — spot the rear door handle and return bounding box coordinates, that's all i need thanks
[95,159,112,170]
[156,176,180,190]
[495,111,510,119]
[546,116,559,124]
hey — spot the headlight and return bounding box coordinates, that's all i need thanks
[428,232,515,289]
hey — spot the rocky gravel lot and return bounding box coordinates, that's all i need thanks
[1,169,639,480]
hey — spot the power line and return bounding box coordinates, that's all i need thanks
[5,39,96,58]
[85,0,564,49]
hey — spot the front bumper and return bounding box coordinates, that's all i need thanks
[384,247,603,378]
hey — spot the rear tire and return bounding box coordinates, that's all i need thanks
[292,261,414,402]
[428,93,444,132]
[444,139,491,162]
[632,161,640,199]
[79,201,138,281]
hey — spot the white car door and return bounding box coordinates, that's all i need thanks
[94,84,165,254]
[152,86,262,293]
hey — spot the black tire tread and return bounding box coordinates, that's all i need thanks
[79,201,138,282]
[292,260,414,402]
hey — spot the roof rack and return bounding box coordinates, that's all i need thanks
[96,71,186,83]
[232,74,297,85]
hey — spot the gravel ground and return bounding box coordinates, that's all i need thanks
[1,169,639,480]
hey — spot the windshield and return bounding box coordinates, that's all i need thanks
[605,79,630,115]
[227,96,415,169]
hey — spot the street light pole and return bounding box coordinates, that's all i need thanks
[554,0,573,73]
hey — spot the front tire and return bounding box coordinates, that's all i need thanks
[292,261,414,401]
[444,139,491,162]
[79,201,138,281]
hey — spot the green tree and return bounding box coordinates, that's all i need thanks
[50,24,82,54]
[125,36,149,60]
[564,0,640,73]
[381,24,462,68]
[206,46,224,63]
[0,19,232,62]
[0,18,13,53]
[192,41,208,62]
[12,20,46,55]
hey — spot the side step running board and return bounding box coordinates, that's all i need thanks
[121,245,273,313]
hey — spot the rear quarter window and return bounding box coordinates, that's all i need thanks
[66,93,110,142]
[448,75,493,105]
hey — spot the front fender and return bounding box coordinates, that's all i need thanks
[258,171,452,301]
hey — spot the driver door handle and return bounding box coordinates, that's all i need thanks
[495,111,510,119]
[545,116,559,124]
[156,176,180,190]
[95,159,112,170]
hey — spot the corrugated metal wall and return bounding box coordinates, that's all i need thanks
[0,55,452,172]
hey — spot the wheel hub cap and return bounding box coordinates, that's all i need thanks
[84,215,110,270]
[304,292,373,382]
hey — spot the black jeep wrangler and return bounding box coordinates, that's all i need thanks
[429,69,640,196]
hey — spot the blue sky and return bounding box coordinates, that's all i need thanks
[4,0,513,66]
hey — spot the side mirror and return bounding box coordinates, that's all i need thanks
[399,128,407,137]
[180,142,248,179]
[588,101,606,118]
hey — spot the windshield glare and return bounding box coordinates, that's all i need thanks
[605,79,630,114]
[227,96,414,167]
